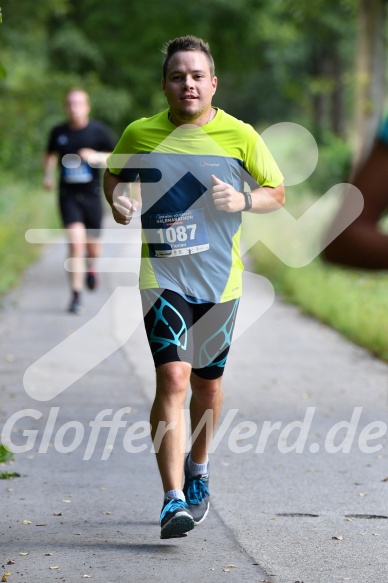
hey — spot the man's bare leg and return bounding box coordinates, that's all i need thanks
[150,361,191,493]
[189,373,223,464]
[66,223,86,313]
[85,235,101,289]
[182,373,223,524]
[151,361,196,538]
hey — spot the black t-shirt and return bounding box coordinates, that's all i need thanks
[47,119,117,193]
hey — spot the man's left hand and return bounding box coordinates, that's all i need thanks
[211,175,245,212]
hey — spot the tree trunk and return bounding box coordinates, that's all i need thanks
[352,0,387,175]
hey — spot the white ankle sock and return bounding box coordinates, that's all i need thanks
[164,489,185,502]
[188,453,209,477]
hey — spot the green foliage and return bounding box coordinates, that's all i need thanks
[305,132,353,194]
[0,472,21,479]
[0,174,60,297]
[0,443,14,464]
[0,5,4,77]
[0,0,360,179]
[49,24,105,74]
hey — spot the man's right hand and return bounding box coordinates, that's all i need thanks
[112,195,139,225]
[43,176,54,190]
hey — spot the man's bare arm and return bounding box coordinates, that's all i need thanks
[43,153,58,190]
[103,169,139,225]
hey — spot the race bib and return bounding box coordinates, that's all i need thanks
[147,208,209,257]
[63,162,93,184]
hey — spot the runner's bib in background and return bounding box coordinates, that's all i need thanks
[63,162,93,184]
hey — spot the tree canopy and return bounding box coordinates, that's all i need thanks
[0,0,385,179]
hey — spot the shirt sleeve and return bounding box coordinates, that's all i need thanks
[107,122,139,181]
[243,125,284,188]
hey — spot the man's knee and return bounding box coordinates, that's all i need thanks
[190,374,222,402]
[156,361,191,399]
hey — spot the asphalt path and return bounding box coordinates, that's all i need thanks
[1,214,387,583]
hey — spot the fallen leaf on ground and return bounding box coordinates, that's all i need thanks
[19,552,29,556]
[36,522,47,526]
[49,566,60,570]
[45,553,53,556]
[62,499,72,503]
[53,512,62,516]
[226,564,237,568]
[2,576,7,582]
[6,561,15,565]
[23,520,32,525]
[358,492,367,497]
[82,576,92,579]
[332,535,344,540]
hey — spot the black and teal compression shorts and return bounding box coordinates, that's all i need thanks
[141,288,239,380]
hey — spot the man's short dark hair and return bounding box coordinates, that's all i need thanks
[162,35,215,79]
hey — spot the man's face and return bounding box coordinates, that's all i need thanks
[65,91,90,126]
[162,51,217,122]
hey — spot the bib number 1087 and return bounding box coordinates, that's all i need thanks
[156,223,197,244]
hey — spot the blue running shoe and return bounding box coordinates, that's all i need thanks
[183,455,210,525]
[160,497,194,539]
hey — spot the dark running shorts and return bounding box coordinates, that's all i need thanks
[141,288,240,380]
[59,189,103,232]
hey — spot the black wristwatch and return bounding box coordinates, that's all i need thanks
[242,191,252,211]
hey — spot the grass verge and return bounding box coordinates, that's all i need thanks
[244,188,388,362]
[0,174,60,299]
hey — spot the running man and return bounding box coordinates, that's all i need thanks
[44,88,117,314]
[104,36,285,539]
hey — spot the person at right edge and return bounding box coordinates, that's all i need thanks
[103,36,285,539]
[323,115,388,269]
